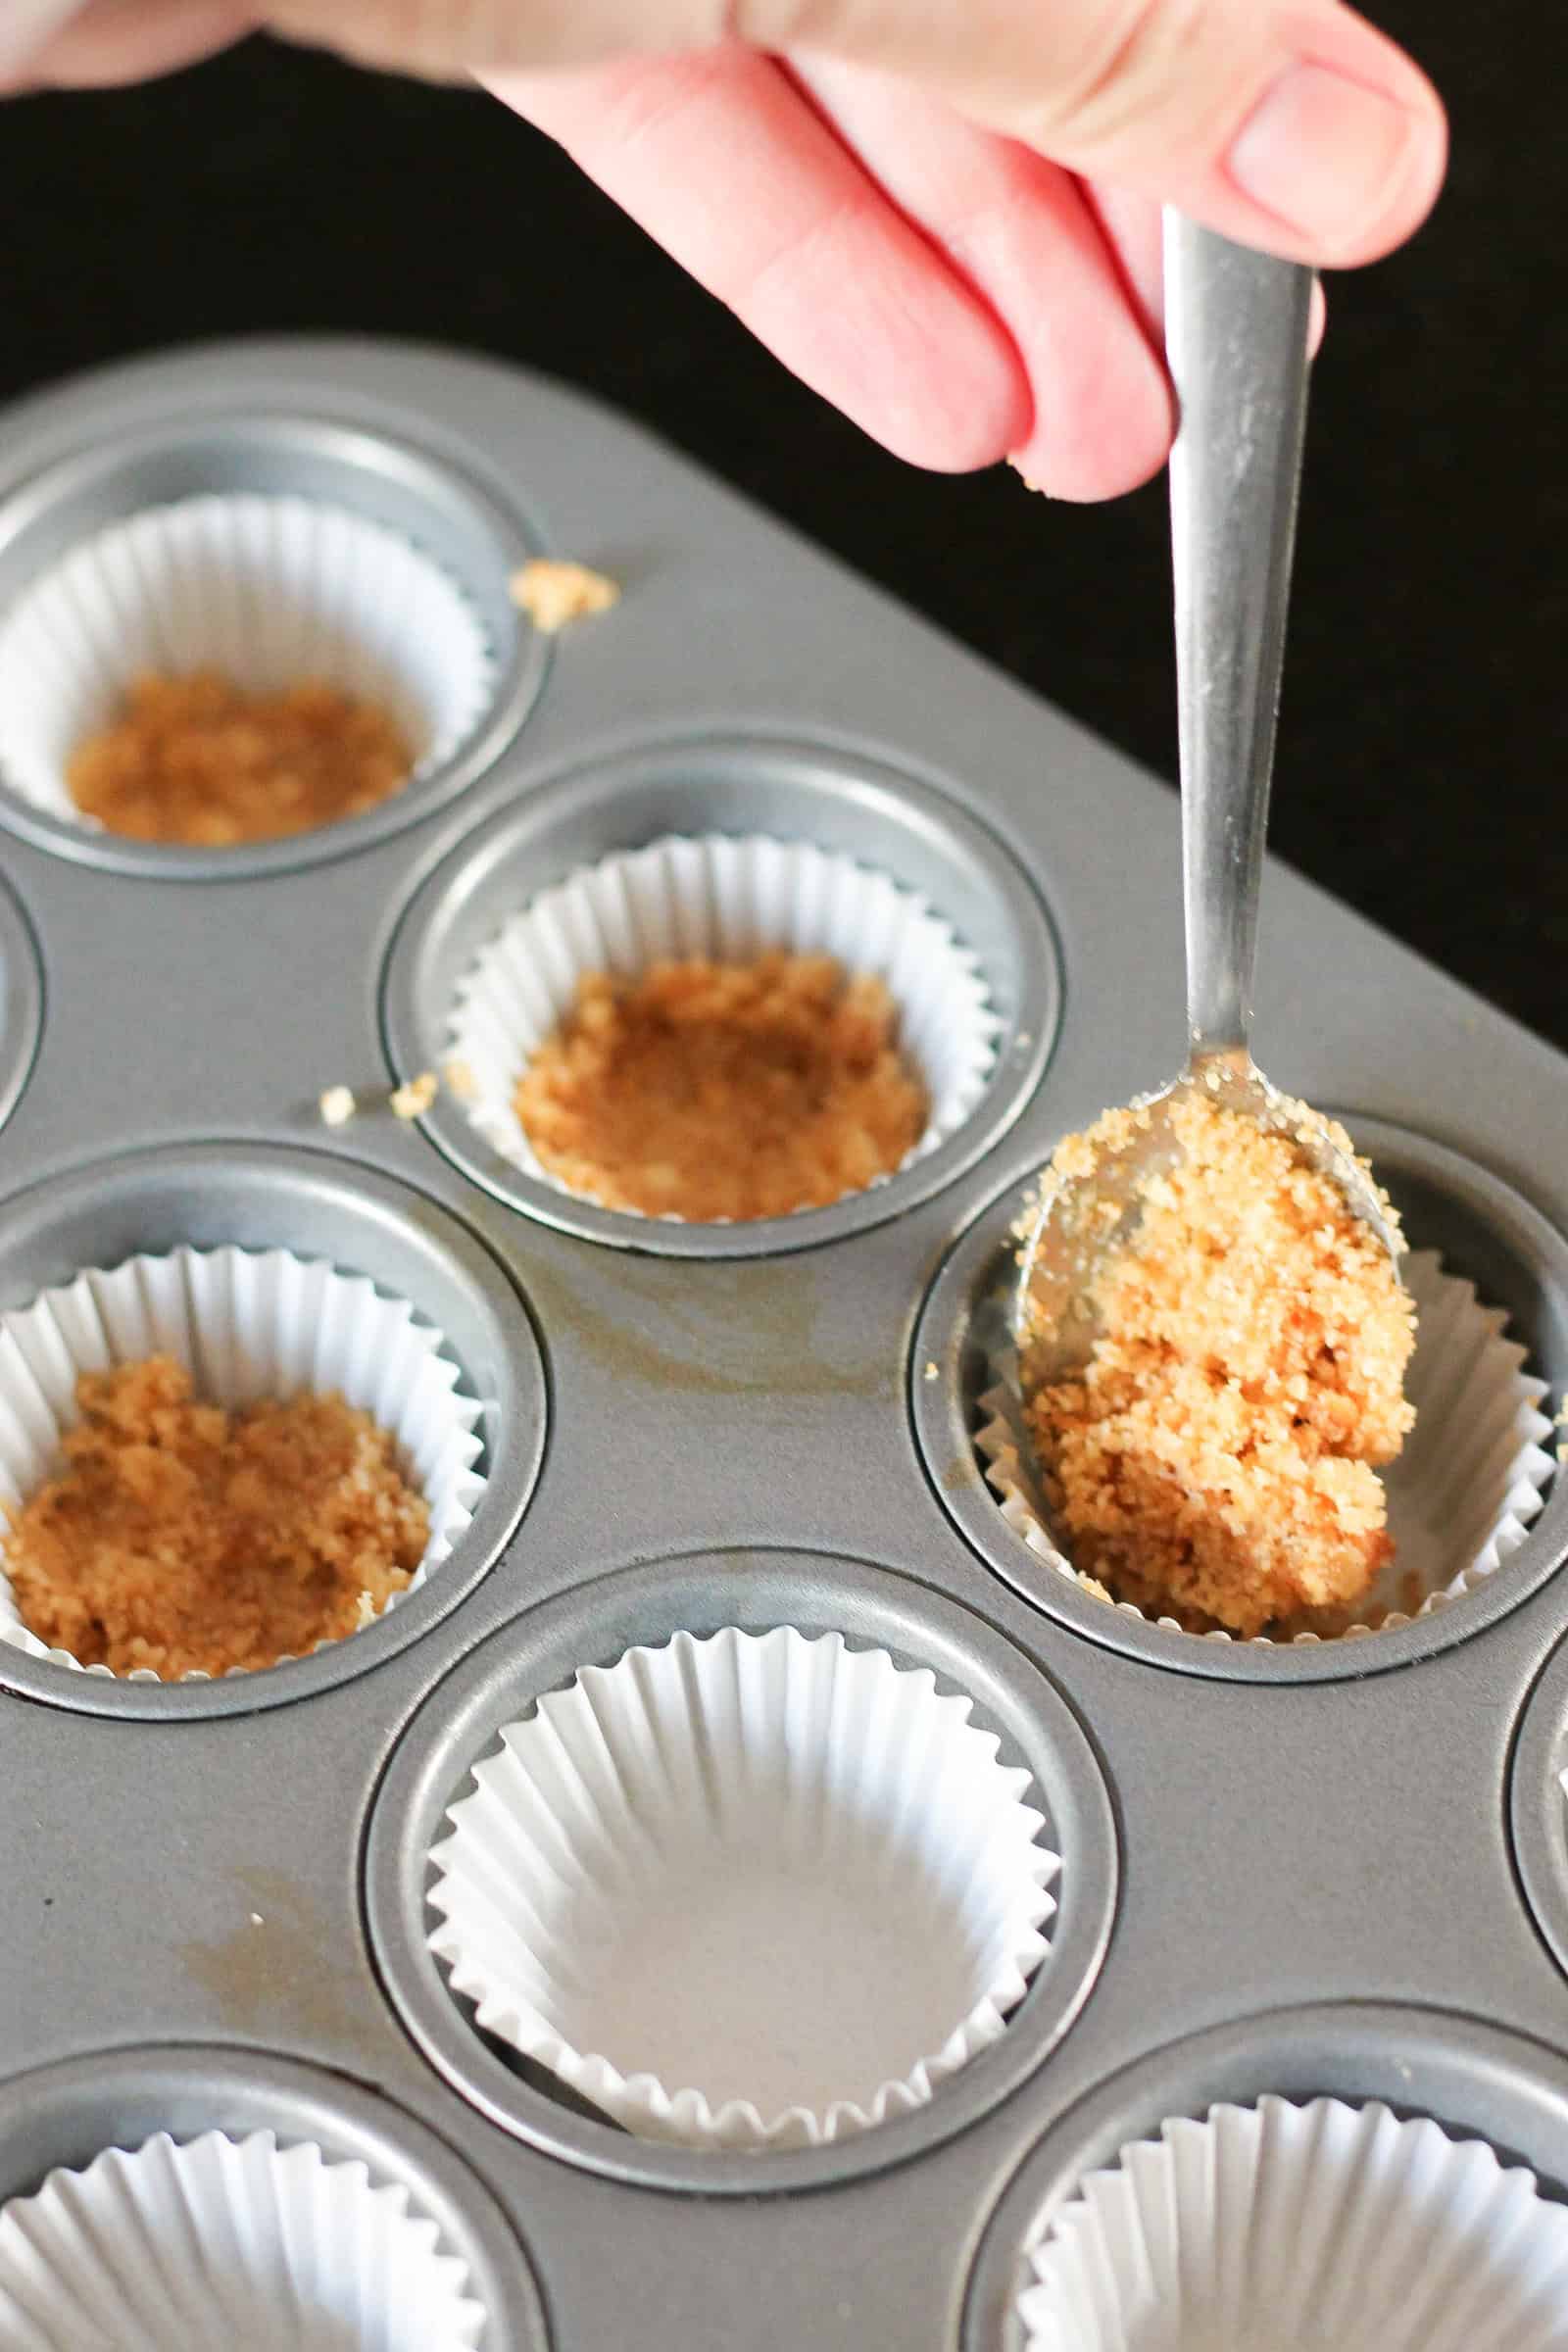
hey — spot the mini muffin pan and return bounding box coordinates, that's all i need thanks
[0,339,1564,2345]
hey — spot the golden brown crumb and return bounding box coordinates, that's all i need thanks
[510,559,619,633]
[514,952,928,1221]
[318,1085,356,1128]
[1023,1096,1417,1637]
[3,1356,427,1678]
[391,1070,439,1120]
[68,670,413,847]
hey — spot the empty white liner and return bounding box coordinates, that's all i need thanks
[444,832,1001,1217]
[428,1625,1057,2150]
[0,495,494,828]
[1018,2094,1568,2352]
[0,1245,487,1679]
[978,1249,1553,1643]
[0,2129,487,2350]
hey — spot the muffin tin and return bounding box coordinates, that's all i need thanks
[0,337,1565,2346]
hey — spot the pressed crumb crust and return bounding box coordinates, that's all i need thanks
[4,1357,428,1678]
[514,952,929,1222]
[1024,1095,1417,1636]
[67,669,412,847]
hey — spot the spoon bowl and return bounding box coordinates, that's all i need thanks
[1014,1055,1403,1395]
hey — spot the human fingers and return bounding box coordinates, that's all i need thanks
[791,57,1172,502]
[484,48,1032,470]
[1,0,253,88]
[270,0,1445,270]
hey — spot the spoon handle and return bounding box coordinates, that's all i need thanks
[1164,213,1314,1065]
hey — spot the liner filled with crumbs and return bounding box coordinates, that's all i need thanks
[426,1625,1057,2150]
[0,2129,487,2350]
[1016,2094,1568,2352]
[0,1245,486,1680]
[0,494,495,843]
[444,831,1001,1223]
[977,1242,1553,1643]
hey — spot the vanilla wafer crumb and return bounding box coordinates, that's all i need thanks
[68,670,412,847]
[318,1085,356,1128]
[510,559,619,632]
[391,1070,439,1120]
[1023,1094,1417,1638]
[4,1356,426,1678]
[514,952,928,1222]
[442,1057,478,1102]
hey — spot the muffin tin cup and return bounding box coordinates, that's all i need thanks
[961,2004,1568,2352]
[0,872,42,1144]
[1015,2094,1568,2351]
[976,1246,1552,1644]
[0,1142,546,1718]
[0,1243,487,1682]
[0,2128,490,2349]
[1511,1623,1568,1990]
[425,1624,1058,2152]
[382,729,1061,1255]
[0,492,496,837]
[445,830,1002,1225]
[364,1549,1118,2195]
[0,2044,547,2352]
[0,413,547,878]
[914,1116,1568,1682]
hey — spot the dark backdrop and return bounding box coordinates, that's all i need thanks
[4,8,1564,1051]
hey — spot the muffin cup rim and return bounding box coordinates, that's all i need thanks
[424,1621,1060,2151]
[381,725,1063,1259]
[0,2123,490,2349]
[0,1139,546,1721]
[363,1546,1118,2198]
[960,2000,1568,2352]
[444,826,1004,1229]
[0,1239,487,1685]
[0,2042,548,2352]
[972,1243,1552,1649]
[912,1115,1568,1688]
[1510,1621,1568,1995]
[0,407,550,882]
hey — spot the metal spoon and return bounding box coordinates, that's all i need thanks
[1013,215,1402,1396]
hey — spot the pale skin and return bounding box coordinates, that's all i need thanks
[4,0,1446,499]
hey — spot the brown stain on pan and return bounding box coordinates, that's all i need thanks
[516,1253,900,1404]
[179,1869,373,2051]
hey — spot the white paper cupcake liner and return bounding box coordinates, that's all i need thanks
[1018,2094,1568,2352]
[0,494,495,828]
[977,1248,1553,1643]
[0,2129,486,2350]
[427,1625,1057,2150]
[445,832,1002,1219]
[0,1245,486,1680]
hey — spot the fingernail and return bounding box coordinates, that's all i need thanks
[1228,64,1426,255]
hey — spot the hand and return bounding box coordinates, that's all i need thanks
[6,0,1446,498]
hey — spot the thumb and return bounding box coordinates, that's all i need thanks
[756,0,1446,268]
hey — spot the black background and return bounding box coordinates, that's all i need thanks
[4,8,1564,1052]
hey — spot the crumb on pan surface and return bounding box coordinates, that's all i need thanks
[391,1069,439,1120]
[509,558,619,633]
[3,1356,427,1678]
[1023,1094,1417,1637]
[67,669,412,847]
[318,1084,356,1128]
[513,951,929,1221]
